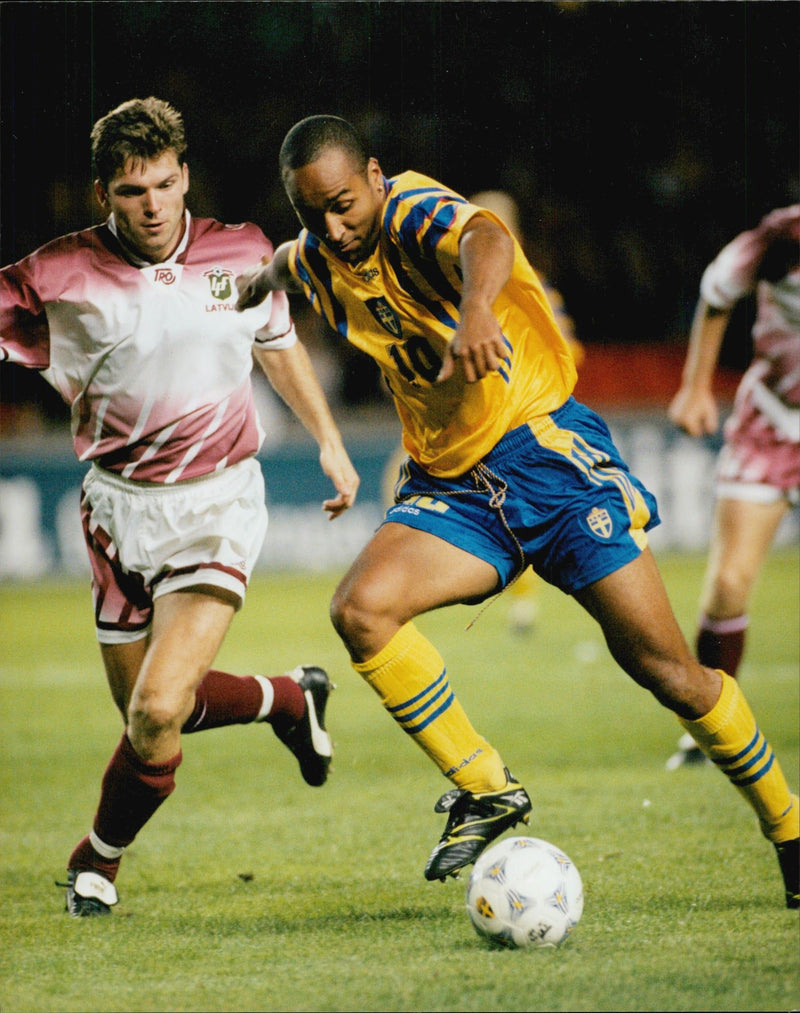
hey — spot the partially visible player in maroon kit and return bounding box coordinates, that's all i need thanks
[0,97,360,916]
[666,204,800,772]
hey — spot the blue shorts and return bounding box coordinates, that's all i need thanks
[383,397,660,595]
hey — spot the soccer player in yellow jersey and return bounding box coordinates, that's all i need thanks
[237,115,798,906]
[468,190,585,635]
[380,188,585,635]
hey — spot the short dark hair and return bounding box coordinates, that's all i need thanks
[91,97,187,186]
[279,115,368,179]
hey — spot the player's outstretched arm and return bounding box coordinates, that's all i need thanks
[667,297,729,437]
[236,242,299,310]
[254,338,360,519]
[758,203,800,242]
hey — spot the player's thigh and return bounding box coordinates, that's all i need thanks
[574,548,684,657]
[333,521,499,622]
[133,590,237,717]
[101,638,149,718]
[574,548,718,713]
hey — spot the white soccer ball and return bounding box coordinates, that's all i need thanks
[465,836,584,949]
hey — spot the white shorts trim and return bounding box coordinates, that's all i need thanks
[715,480,798,506]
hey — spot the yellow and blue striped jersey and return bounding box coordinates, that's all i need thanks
[288,170,577,477]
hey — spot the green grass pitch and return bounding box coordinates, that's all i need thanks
[1,549,797,1012]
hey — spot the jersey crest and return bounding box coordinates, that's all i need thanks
[586,506,613,539]
[204,267,234,301]
[365,297,402,337]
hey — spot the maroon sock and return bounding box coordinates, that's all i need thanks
[266,675,305,725]
[182,670,306,732]
[182,670,263,732]
[68,733,181,879]
[696,614,748,679]
[68,834,122,883]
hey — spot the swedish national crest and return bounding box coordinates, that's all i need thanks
[365,297,402,337]
[586,506,613,539]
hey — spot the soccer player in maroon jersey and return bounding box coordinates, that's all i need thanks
[666,204,800,771]
[1,97,359,916]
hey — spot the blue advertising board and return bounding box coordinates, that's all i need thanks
[1,415,796,580]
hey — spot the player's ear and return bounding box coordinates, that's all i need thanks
[94,180,109,209]
[181,162,190,194]
[367,157,384,195]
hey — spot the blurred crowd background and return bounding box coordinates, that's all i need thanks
[2,1,798,435]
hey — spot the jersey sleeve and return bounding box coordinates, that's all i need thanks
[0,260,50,368]
[388,176,482,269]
[286,234,339,330]
[286,236,311,294]
[699,226,774,309]
[253,289,298,350]
[378,174,489,308]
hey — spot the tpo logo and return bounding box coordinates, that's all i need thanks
[153,267,177,285]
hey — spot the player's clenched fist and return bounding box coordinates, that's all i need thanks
[758,203,800,242]
[235,255,274,311]
[236,242,297,311]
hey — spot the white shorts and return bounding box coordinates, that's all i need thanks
[80,457,268,644]
[716,376,800,506]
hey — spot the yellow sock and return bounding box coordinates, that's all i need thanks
[353,622,507,793]
[679,672,798,843]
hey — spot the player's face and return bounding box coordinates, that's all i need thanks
[285,150,385,265]
[95,151,189,263]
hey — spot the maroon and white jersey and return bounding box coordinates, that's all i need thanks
[701,213,800,495]
[0,212,295,483]
[701,223,800,413]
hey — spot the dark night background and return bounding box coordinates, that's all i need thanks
[1,1,798,423]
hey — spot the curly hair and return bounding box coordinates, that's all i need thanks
[91,97,187,185]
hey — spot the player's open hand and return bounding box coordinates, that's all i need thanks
[320,444,360,520]
[235,255,274,311]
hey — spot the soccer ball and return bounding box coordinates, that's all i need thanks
[465,836,584,949]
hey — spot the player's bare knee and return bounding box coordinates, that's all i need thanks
[330,589,375,649]
[127,689,185,743]
[330,580,407,663]
[706,568,751,615]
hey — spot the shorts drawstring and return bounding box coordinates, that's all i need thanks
[398,460,528,630]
